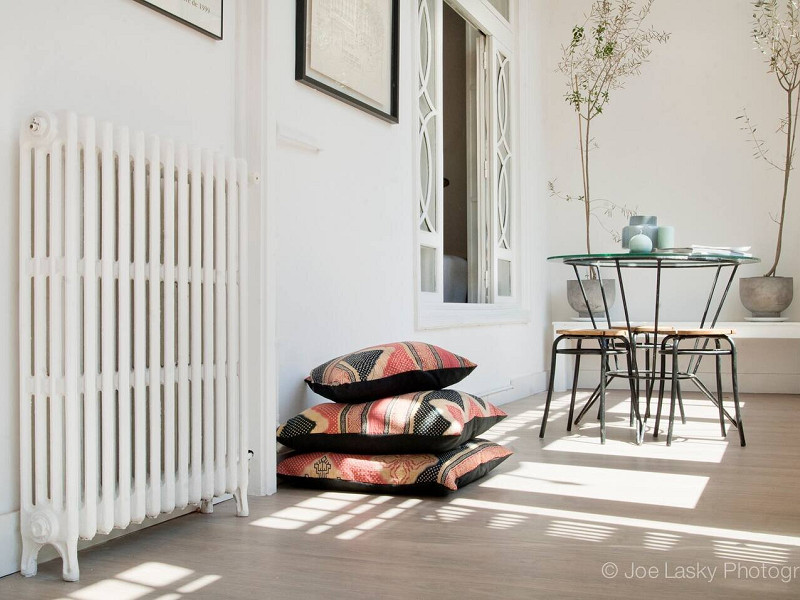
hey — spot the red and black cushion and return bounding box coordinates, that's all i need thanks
[304,342,476,403]
[277,439,512,494]
[277,389,506,454]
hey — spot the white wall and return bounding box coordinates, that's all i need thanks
[264,0,552,421]
[0,0,240,576]
[544,0,800,324]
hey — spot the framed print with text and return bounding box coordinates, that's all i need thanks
[296,0,400,123]
[134,0,223,40]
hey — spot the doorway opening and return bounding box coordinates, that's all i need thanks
[442,1,487,303]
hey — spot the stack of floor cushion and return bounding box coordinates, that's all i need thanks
[276,342,512,494]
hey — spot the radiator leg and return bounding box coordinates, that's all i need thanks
[234,488,249,517]
[200,500,214,514]
[52,539,80,582]
[20,539,42,578]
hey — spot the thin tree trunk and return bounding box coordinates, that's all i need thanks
[577,111,590,256]
[584,115,592,257]
[767,87,795,277]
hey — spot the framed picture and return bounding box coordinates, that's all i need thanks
[133,0,223,40]
[296,0,399,123]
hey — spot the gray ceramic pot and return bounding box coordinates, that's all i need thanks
[567,279,616,319]
[739,276,793,318]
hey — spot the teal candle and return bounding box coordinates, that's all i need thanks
[629,233,653,253]
[656,226,675,249]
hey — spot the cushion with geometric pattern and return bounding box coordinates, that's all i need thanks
[277,390,506,453]
[276,439,512,494]
[304,342,476,403]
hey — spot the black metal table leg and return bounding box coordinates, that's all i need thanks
[615,260,642,437]
[651,260,663,419]
[567,340,582,432]
[715,338,727,437]
[572,264,597,330]
[599,346,607,444]
[622,338,644,444]
[540,336,562,439]
[667,339,680,446]
[574,380,601,425]
[676,380,686,425]
[653,336,672,439]
[730,338,746,447]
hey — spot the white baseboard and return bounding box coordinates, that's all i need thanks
[0,495,233,578]
[0,511,21,578]
[479,371,547,406]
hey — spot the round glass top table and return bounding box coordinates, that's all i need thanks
[548,251,761,268]
[548,252,761,331]
[548,252,761,442]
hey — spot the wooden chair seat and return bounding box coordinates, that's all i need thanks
[673,328,736,336]
[632,325,677,334]
[555,328,627,337]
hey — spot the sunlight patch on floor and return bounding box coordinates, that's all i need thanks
[487,512,528,530]
[116,562,194,587]
[58,562,220,600]
[606,396,746,422]
[482,410,543,445]
[713,540,792,565]
[422,505,475,524]
[546,520,615,543]
[543,431,729,463]
[480,461,709,508]
[643,531,681,551]
[250,492,421,540]
[540,396,738,460]
[69,579,152,600]
[451,498,800,548]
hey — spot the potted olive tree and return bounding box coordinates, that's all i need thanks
[739,0,797,318]
[553,0,669,318]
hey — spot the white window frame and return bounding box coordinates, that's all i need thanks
[414,0,528,329]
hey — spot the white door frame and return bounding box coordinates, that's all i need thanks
[236,0,277,496]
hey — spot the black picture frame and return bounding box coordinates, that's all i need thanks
[133,0,224,40]
[295,0,400,123]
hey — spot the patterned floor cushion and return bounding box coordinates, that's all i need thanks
[277,440,512,495]
[277,389,506,453]
[305,341,476,403]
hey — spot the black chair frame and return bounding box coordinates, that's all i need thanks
[540,264,644,445]
[652,333,745,447]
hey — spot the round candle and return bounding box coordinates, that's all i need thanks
[629,233,653,253]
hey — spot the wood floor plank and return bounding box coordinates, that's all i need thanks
[2,390,800,599]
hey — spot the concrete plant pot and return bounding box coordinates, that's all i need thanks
[739,276,793,318]
[567,279,616,319]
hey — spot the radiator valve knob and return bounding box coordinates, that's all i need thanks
[29,114,49,136]
[29,510,58,544]
[25,111,57,144]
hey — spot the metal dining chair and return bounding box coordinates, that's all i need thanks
[540,266,644,444]
[652,328,745,447]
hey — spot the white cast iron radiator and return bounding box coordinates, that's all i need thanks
[19,111,249,582]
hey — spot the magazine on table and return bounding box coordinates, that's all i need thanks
[658,245,753,257]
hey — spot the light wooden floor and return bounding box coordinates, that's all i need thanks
[3,390,800,599]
